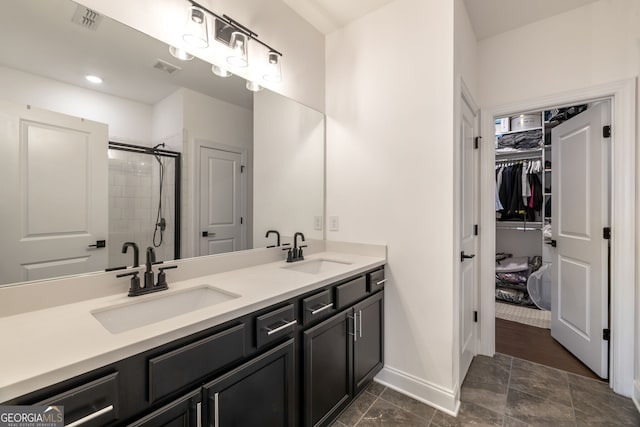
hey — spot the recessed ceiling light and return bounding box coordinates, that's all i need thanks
[85,75,103,84]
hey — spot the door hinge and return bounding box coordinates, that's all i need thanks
[240,165,245,173]
[474,136,481,149]
[474,224,479,236]
[603,227,611,240]
[473,311,478,323]
[603,125,611,138]
[603,328,610,341]
[240,217,243,225]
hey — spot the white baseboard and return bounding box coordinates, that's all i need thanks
[633,379,640,413]
[375,366,460,416]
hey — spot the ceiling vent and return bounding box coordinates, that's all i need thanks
[71,5,103,30]
[153,59,182,75]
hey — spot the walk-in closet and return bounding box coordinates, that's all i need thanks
[494,102,609,380]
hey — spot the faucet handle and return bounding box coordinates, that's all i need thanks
[117,271,141,295]
[157,265,177,288]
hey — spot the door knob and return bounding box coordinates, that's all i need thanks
[460,251,475,262]
[88,240,106,248]
[202,231,216,237]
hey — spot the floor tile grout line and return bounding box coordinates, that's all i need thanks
[352,390,382,426]
[502,355,513,427]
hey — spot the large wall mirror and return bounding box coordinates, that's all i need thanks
[0,0,324,286]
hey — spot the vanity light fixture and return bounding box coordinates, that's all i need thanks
[85,75,103,84]
[245,80,263,92]
[183,5,209,48]
[169,46,194,61]
[212,64,232,77]
[182,1,284,82]
[263,51,282,83]
[227,31,249,67]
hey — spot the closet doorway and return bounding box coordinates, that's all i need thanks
[493,99,611,380]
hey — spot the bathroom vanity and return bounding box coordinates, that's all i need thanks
[0,244,385,427]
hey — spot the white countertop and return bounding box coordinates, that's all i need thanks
[0,250,385,402]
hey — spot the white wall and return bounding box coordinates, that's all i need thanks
[76,0,325,112]
[326,0,458,412]
[0,66,152,143]
[253,89,324,247]
[477,0,640,398]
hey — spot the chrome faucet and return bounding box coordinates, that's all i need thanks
[121,242,139,268]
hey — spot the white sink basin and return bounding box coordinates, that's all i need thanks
[92,286,240,334]
[282,259,352,275]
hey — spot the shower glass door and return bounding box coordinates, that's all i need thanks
[107,142,181,268]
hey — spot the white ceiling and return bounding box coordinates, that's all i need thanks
[283,0,601,39]
[0,0,252,108]
[463,0,601,40]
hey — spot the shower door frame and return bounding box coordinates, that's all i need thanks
[108,141,182,260]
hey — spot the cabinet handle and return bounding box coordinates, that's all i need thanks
[66,405,113,427]
[264,319,297,335]
[196,402,202,427]
[309,303,333,315]
[376,279,387,286]
[214,393,220,427]
[359,309,363,338]
[349,314,358,342]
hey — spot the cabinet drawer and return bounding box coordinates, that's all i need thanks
[367,269,386,293]
[148,324,246,402]
[335,276,367,310]
[36,372,119,427]
[256,304,297,348]
[302,290,335,326]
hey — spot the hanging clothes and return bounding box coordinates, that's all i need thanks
[495,159,543,221]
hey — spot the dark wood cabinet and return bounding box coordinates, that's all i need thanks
[303,310,353,427]
[129,389,201,427]
[303,290,384,427]
[203,339,296,427]
[353,291,384,394]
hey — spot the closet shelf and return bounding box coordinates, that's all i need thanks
[495,127,543,136]
[496,221,542,231]
[495,148,543,159]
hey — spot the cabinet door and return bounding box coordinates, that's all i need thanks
[128,389,201,427]
[203,339,295,427]
[303,310,353,427]
[353,292,384,394]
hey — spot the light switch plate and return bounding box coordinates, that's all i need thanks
[329,216,339,232]
[314,216,323,231]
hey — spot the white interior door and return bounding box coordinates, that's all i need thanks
[460,95,479,380]
[199,146,243,255]
[551,101,610,378]
[0,100,108,284]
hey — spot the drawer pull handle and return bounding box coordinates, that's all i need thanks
[309,303,333,315]
[359,309,363,338]
[66,405,113,427]
[264,320,297,335]
[376,279,387,286]
[196,402,202,427]
[214,392,219,427]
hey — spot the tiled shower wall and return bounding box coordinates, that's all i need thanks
[108,147,176,268]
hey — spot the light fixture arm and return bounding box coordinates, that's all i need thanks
[187,0,283,57]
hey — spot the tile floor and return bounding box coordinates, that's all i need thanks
[331,354,640,426]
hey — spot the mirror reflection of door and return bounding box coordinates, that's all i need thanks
[0,100,108,284]
[199,146,244,256]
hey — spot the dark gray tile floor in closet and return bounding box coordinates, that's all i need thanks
[332,353,640,426]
